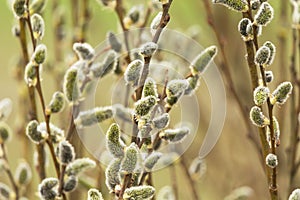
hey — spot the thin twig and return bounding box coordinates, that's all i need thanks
[0,143,19,200]
[180,156,200,200]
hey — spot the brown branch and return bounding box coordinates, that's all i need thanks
[202,0,261,157]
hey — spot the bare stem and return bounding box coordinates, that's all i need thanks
[0,143,19,200]
[180,156,200,200]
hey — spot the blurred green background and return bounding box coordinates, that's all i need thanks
[0,0,296,199]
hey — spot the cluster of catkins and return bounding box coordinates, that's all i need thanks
[4,0,219,199]
[212,0,293,183]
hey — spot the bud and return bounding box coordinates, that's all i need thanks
[189,158,207,181]
[124,6,141,29]
[31,44,47,64]
[271,82,293,105]
[12,0,26,18]
[113,104,133,123]
[26,120,47,144]
[142,77,158,98]
[254,46,270,66]
[65,158,96,176]
[263,41,276,66]
[138,123,152,138]
[157,186,175,200]
[253,2,274,26]
[0,98,12,122]
[289,188,300,200]
[224,186,253,200]
[150,12,163,36]
[75,106,114,128]
[144,152,162,172]
[266,153,278,168]
[46,92,65,115]
[124,60,143,86]
[123,185,155,200]
[190,46,217,75]
[29,0,46,15]
[159,0,169,4]
[73,43,95,61]
[140,42,158,57]
[212,0,249,12]
[37,122,64,144]
[134,96,157,117]
[99,0,116,9]
[265,71,273,83]
[63,175,77,192]
[31,14,45,40]
[152,113,170,129]
[0,123,11,143]
[0,182,11,200]
[238,18,253,41]
[165,79,189,107]
[120,143,139,174]
[249,106,269,127]
[185,75,200,95]
[106,123,125,158]
[87,188,104,200]
[105,158,121,192]
[38,178,58,200]
[91,51,117,78]
[15,161,32,186]
[63,67,80,103]
[159,127,190,143]
[251,0,261,10]
[266,116,280,147]
[57,140,75,165]
[107,32,122,52]
[24,62,39,87]
[253,86,269,106]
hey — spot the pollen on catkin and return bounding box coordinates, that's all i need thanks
[31,44,47,64]
[271,81,293,105]
[123,185,155,200]
[253,86,269,106]
[46,92,65,115]
[142,77,158,98]
[63,67,80,103]
[253,2,274,26]
[249,106,269,127]
[120,143,139,174]
[31,14,45,40]
[105,158,121,192]
[87,188,104,200]
[212,0,249,12]
[134,96,157,117]
[106,123,125,158]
